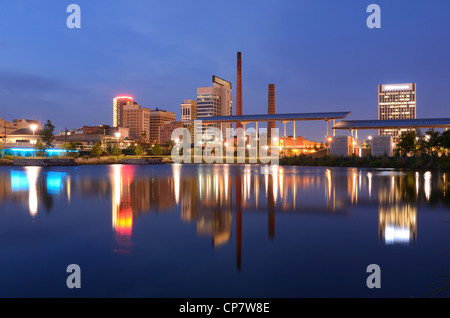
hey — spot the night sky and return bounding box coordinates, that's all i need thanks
[1,0,449,142]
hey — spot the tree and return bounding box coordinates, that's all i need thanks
[35,139,46,157]
[165,140,175,154]
[439,130,450,154]
[420,128,441,156]
[135,144,144,156]
[39,120,55,149]
[106,144,114,155]
[61,142,77,157]
[91,142,102,157]
[397,131,416,156]
[152,144,162,156]
[122,145,136,156]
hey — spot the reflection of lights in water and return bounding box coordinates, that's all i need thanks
[279,171,284,200]
[326,169,331,198]
[359,171,362,189]
[293,177,296,210]
[173,164,181,205]
[25,167,40,216]
[110,165,135,253]
[112,165,122,229]
[10,170,29,191]
[391,176,395,193]
[351,171,358,204]
[264,172,268,198]
[215,174,219,201]
[424,171,432,201]
[115,208,133,236]
[198,173,202,199]
[244,166,251,201]
[67,175,71,203]
[384,225,411,245]
[46,172,66,194]
[415,172,420,196]
[224,165,229,198]
[367,172,372,198]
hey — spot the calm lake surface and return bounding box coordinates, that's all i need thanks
[0,164,449,298]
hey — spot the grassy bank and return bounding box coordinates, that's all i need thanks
[0,155,169,166]
[280,154,450,170]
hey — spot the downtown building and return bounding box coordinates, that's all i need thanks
[181,99,197,144]
[113,95,150,142]
[378,83,417,143]
[149,108,176,145]
[196,76,233,144]
[122,103,150,142]
[0,117,41,141]
[113,96,137,128]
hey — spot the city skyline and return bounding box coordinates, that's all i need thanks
[1,1,450,143]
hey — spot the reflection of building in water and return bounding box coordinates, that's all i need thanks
[179,166,233,248]
[197,169,233,247]
[7,167,69,216]
[378,177,417,245]
[110,164,178,252]
[180,176,198,223]
[111,165,134,251]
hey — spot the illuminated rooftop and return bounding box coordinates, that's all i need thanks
[333,118,450,130]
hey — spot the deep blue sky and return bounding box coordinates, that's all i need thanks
[1,0,449,141]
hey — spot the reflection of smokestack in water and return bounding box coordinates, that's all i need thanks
[268,175,275,239]
[236,52,243,130]
[267,84,275,144]
[235,175,242,271]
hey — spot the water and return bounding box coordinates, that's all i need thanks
[0,164,449,298]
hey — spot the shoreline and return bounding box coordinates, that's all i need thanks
[0,155,449,171]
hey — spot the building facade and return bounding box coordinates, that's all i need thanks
[1,117,41,141]
[181,99,197,123]
[122,104,150,141]
[197,76,233,142]
[113,95,136,128]
[378,83,417,142]
[149,108,176,145]
[159,121,185,145]
[181,99,197,144]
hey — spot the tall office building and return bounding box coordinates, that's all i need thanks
[122,104,150,141]
[197,76,233,141]
[149,108,176,145]
[113,96,137,128]
[378,83,416,142]
[181,99,197,144]
[181,99,197,123]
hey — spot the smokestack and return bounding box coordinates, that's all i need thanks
[236,52,242,129]
[267,84,275,142]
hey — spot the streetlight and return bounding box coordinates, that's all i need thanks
[115,132,121,157]
[30,124,38,157]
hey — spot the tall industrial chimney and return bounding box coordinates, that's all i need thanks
[267,84,275,142]
[236,52,243,129]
